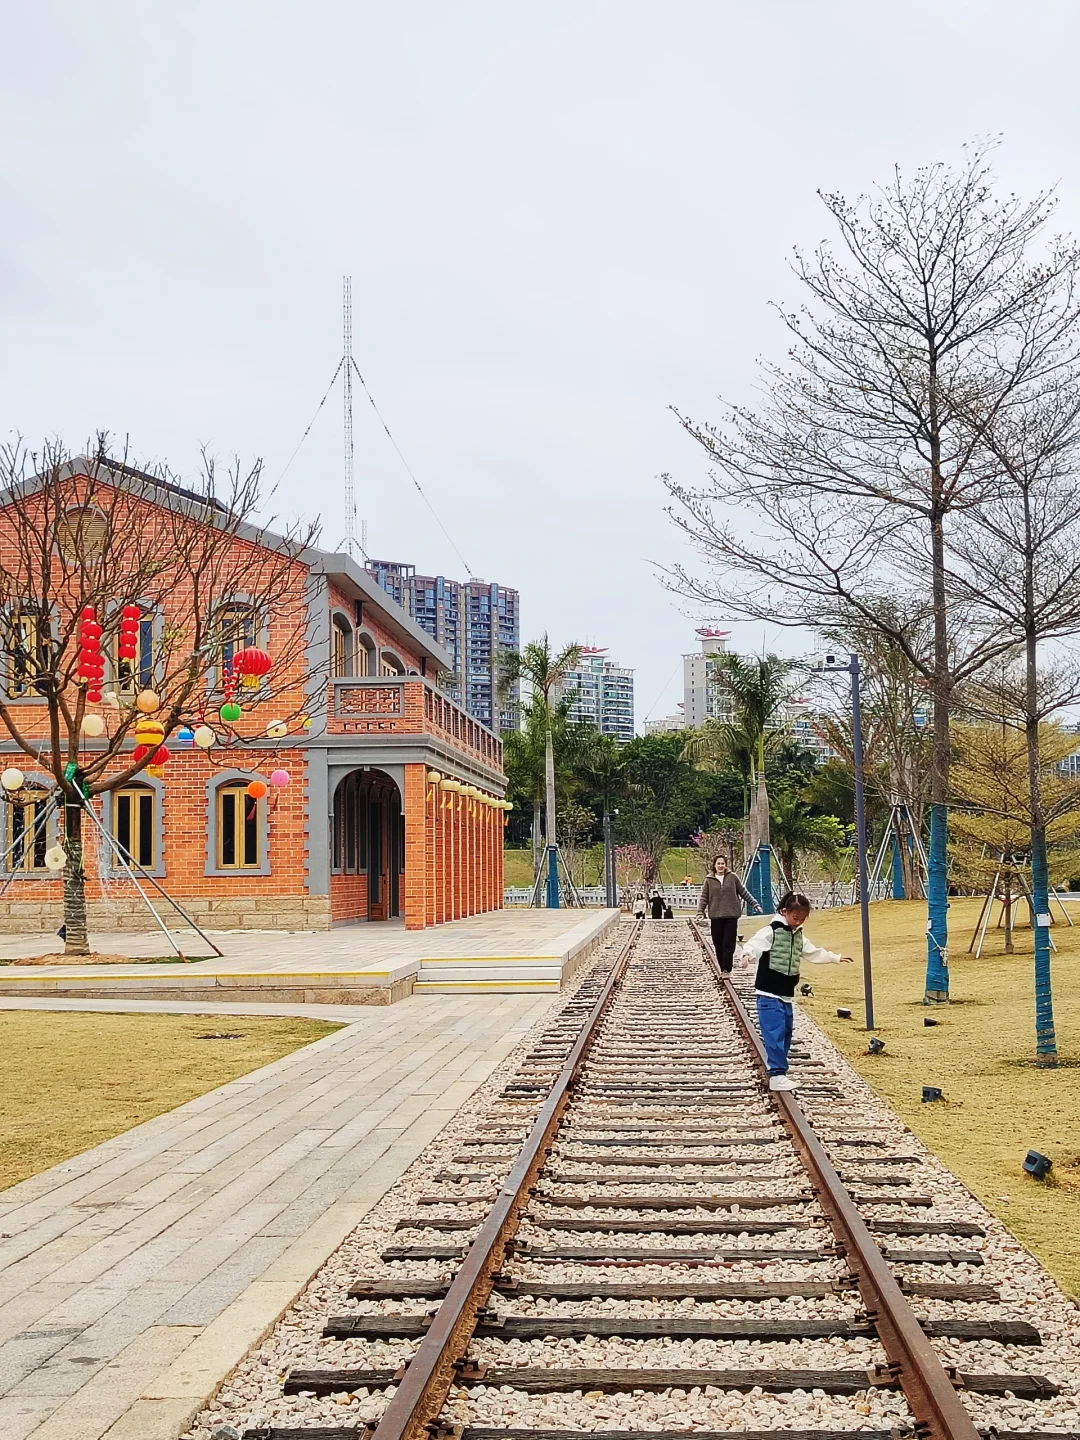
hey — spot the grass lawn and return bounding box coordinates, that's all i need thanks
[0,1012,341,1192]
[800,896,1080,1297]
[504,846,705,889]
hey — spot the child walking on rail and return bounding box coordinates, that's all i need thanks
[737,890,853,1092]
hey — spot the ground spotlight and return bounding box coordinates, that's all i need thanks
[800,983,814,996]
[866,1036,886,1055]
[1023,1150,1052,1180]
[921,1085,943,1103]
[836,1007,852,1019]
[923,1017,938,1027]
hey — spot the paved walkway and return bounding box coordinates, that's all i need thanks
[0,991,555,1440]
[0,908,611,975]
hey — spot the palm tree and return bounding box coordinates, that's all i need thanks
[500,635,582,903]
[572,730,632,905]
[769,787,847,888]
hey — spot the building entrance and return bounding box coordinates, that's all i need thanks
[331,768,403,922]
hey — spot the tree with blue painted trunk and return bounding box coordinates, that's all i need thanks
[947,385,1080,1062]
[666,141,1080,1003]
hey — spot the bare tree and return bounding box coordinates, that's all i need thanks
[666,141,1080,1002]
[0,439,321,954]
[946,380,1080,1063]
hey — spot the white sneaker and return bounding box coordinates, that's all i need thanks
[769,1074,798,1092]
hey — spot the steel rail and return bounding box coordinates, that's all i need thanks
[688,919,980,1440]
[368,919,643,1440]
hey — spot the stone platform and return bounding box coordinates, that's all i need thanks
[0,909,618,1006]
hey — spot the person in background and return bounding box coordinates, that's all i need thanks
[698,854,760,973]
[632,893,647,920]
[649,890,665,919]
[662,901,674,919]
[738,890,853,1091]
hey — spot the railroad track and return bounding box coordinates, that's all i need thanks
[220,917,1077,1440]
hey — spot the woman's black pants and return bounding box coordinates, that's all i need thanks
[710,915,739,973]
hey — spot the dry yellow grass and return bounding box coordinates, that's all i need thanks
[0,1011,340,1191]
[799,896,1080,1296]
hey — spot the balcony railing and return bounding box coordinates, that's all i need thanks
[328,676,502,770]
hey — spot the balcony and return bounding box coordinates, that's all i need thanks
[327,676,502,772]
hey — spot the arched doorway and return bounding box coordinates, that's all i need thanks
[331,768,404,922]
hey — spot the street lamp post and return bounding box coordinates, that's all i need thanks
[821,652,874,1031]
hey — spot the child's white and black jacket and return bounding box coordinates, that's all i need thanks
[738,919,844,999]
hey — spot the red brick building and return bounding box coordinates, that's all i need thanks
[0,463,507,932]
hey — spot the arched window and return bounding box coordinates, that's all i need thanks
[215,601,257,674]
[7,783,52,872]
[112,786,157,869]
[380,650,405,677]
[356,632,376,678]
[331,615,353,678]
[205,771,270,876]
[5,608,51,698]
[115,609,158,697]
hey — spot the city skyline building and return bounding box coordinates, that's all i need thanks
[559,647,635,744]
[365,560,520,732]
[683,628,735,729]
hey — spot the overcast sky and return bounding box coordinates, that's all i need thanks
[4,1,1080,727]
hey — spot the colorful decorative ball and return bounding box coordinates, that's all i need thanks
[133,719,165,746]
[146,746,170,778]
[81,714,105,737]
[136,690,160,714]
[266,721,288,740]
[176,726,195,747]
[132,743,151,763]
[193,725,216,749]
[219,702,242,724]
[269,768,290,788]
[246,779,268,799]
[1,767,25,792]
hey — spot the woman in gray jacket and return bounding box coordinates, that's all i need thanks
[698,854,761,973]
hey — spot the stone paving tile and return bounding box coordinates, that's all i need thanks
[0,988,555,1439]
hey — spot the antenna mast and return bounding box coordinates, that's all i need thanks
[342,275,363,558]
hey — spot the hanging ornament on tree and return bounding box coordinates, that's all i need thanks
[133,718,165,748]
[76,607,103,699]
[193,725,216,749]
[146,745,170,779]
[176,726,195,747]
[219,701,242,724]
[81,714,105,737]
[245,779,268,799]
[232,647,272,690]
[269,769,290,788]
[43,845,67,872]
[266,721,288,740]
[1,767,25,792]
[117,604,141,663]
[136,689,160,714]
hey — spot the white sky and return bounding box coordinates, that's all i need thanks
[3,1,1080,727]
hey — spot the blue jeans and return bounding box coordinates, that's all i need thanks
[756,994,794,1075]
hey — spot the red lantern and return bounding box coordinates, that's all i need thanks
[79,620,102,641]
[80,605,96,620]
[121,605,141,620]
[87,689,102,705]
[132,743,151,763]
[232,647,272,689]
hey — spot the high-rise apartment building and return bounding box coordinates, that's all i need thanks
[683,628,734,728]
[559,647,635,744]
[365,560,520,731]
